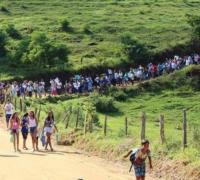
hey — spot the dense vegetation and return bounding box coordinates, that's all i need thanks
[0,0,200,81]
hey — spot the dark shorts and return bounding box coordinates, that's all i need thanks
[28,91,32,97]
[22,132,28,139]
[30,127,37,134]
[134,164,146,177]
[12,129,19,134]
[6,114,12,123]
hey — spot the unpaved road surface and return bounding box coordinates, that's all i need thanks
[0,118,156,180]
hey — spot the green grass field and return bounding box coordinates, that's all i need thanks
[0,0,200,80]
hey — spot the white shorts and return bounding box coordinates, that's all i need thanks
[44,127,53,134]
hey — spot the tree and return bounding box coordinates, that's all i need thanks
[121,34,150,65]
[29,33,70,67]
[15,32,69,67]
[0,30,7,57]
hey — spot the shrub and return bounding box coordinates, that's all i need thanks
[14,32,69,66]
[60,19,73,32]
[0,30,7,57]
[110,90,128,101]
[90,94,118,113]
[121,33,151,65]
[0,6,9,13]
[5,24,21,39]
[83,25,93,35]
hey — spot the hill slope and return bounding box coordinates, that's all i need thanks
[0,0,200,80]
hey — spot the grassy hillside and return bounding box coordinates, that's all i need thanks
[0,0,200,80]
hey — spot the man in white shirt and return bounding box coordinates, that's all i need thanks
[4,99,14,128]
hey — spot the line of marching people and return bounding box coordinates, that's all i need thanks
[4,99,58,152]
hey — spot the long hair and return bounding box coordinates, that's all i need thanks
[46,110,54,121]
[11,112,20,123]
[29,111,35,119]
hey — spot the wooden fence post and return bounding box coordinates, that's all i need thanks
[125,117,128,136]
[183,109,187,149]
[65,106,72,129]
[34,107,38,117]
[37,106,41,122]
[75,108,80,129]
[160,114,165,144]
[14,98,17,110]
[141,112,146,140]
[104,115,107,136]
[84,112,88,135]
[23,103,27,113]
[89,115,93,133]
[20,98,23,112]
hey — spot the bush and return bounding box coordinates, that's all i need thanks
[5,24,21,39]
[0,6,9,13]
[83,25,93,35]
[109,88,128,101]
[60,19,73,32]
[121,33,151,65]
[13,32,69,67]
[90,94,118,113]
[0,30,7,57]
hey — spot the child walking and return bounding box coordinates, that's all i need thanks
[124,140,153,180]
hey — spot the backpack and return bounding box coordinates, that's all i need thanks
[129,148,139,172]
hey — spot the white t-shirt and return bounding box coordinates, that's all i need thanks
[4,103,14,115]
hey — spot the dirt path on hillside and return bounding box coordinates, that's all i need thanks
[0,115,157,180]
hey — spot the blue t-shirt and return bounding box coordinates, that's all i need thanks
[21,117,29,133]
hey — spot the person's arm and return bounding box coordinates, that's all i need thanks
[35,118,38,127]
[9,119,12,130]
[123,150,132,158]
[148,154,153,169]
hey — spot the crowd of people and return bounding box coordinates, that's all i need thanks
[4,99,58,152]
[0,53,199,101]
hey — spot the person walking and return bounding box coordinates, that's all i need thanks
[4,99,14,129]
[124,139,153,180]
[21,113,29,150]
[28,111,39,151]
[43,111,58,151]
[9,112,21,152]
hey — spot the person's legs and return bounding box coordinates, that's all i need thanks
[141,176,145,180]
[45,134,49,150]
[48,133,53,151]
[13,133,16,152]
[36,136,39,151]
[16,132,20,151]
[22,133,28,149]
[31,133,36,151]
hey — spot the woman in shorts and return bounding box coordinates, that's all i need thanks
[9,112,21,152]
[43,111,58,151]
[28,111,38,151]
[21,113,29,150]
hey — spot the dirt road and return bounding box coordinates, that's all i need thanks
[0,119,156,180]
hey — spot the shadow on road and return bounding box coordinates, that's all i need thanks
[19,152,47,156]
[0,154,19,157]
